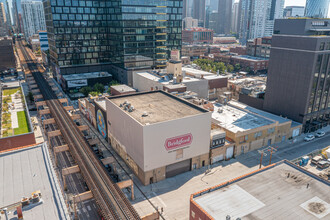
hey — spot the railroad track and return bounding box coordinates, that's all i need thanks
[18,41,140,220]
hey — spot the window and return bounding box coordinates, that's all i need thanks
[191,211,195,218]
[254,131,262,138]
[268,128,275,134]
[239,135,248,143]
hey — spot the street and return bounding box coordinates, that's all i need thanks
[132,130,330,219]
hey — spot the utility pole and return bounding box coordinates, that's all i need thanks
[258,150,266,169]
[258,146,278,169]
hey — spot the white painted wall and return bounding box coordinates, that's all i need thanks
[106,97,212,172]
[143,112,211,171]
[132,72,165,92]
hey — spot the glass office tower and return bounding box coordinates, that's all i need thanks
[43,0,182,84]
[305,0,329,18]
[109,0,182,70]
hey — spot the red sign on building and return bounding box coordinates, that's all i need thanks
[165,133,193,151]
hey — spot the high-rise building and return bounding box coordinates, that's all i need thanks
[21,1,46,40]
[183,17,199,29]
[264,19,330,132]
[13,0,23,33]
[193,0,206,27]
[217,0,232,34]
[283,6,305,18]
[231,1,239,33]
[239,0,284,45]
[43,0,182,85]
[183,0,194,18]
[305,0,329,18]
[0,2,7,36]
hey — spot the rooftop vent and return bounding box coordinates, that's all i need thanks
[128,106,134,112]
[142,112,148,117]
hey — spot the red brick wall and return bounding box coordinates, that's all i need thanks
[208,77,228,89]
[190,199,213,220]
[0,133,36,152]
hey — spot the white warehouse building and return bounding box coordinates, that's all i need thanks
[106,91,212,185]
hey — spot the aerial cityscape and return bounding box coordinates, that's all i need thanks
[0,0,329,219]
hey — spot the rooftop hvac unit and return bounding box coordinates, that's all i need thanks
[124,105,128,111]
[218,108,223,113]
[128,106,134,112]
[142,112,148,117]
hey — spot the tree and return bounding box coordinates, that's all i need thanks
[109,80,119,86]
[227,64,234,73]
[89,91,99,96]
[79,86,92,96]
[234,64,241,72]
[93,83,105,94]
[27,91,33,102]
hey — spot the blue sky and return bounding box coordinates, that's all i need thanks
[284,0,306,7]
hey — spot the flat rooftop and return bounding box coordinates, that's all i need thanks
[0,144,68,219]
[62,71,112,81]
[212,103,274,133]
[182,67,215,78]
[192,161,330,220]
[108,91,208,125]
[94,99,106,111]
[232,55,269,61]
[111,84,136,93]
[229,100,291,124]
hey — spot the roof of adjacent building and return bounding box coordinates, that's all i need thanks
[111,84,136,93]
[228,100,291,124]
[232,55,269,61]
[0,144,68,219]
[192,160,330,220]
[94,99,106,111]
[107,90,208,125]
[212,103,274,133]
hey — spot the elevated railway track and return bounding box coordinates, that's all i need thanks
[18,41,140,220]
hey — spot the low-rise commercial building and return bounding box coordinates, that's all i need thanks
[0,37,15,72]
[182,45,208,59]
[212,100,301,156]
[110,84,136,96]
[29,34,40,53]
[190,160,330,220]
[214,53,269,73]
[133,69,227,99]
[182,28,214,44]
[247,37,272,58]
[106,91,212,185]
[61,71,112,92]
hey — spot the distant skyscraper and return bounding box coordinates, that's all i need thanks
[231,1,240,33]
[43,0,182,85]
[183,0,194,18]
[0,2,7,36]
[217,0,232,34]
[12,0,23,33]
[21,1,45,39]
[283,6,305,17]
[193,0,206,27]
[239,0,284,45]
[305,0,329,18]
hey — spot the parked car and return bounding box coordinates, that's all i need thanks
[317,160,330,169]
[311,155,323,165]
[304,134,315,141]
[315,131,325,138]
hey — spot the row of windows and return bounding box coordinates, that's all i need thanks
[51,6,182,15]
[50,0,182,8]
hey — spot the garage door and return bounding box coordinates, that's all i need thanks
[212,154,224,164]
[166,159,191,178]
[226,146,234,159]
[292,128,300,137]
